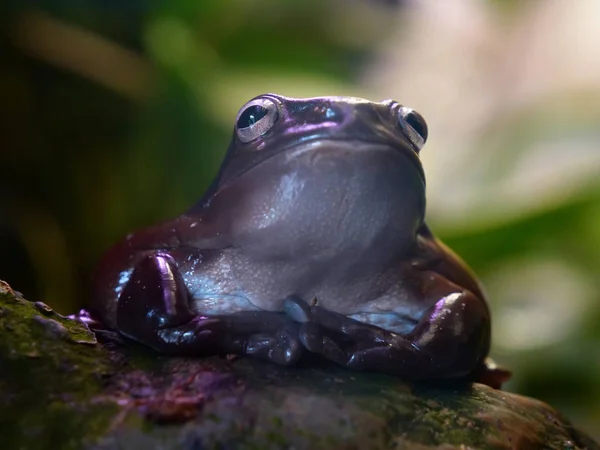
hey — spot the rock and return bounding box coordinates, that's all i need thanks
[0,280,597,450]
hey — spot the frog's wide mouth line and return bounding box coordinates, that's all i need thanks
[212,138,425,198]
[286,138,420,163]
[280,138,426,182]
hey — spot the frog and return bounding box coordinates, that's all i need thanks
[88,93,510,388]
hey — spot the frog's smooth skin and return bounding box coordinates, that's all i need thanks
[91,94,509,387]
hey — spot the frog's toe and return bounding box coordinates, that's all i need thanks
[245,324,303,366]
[299,322,349,366]
[283,295,312,323]
[298,322,322,351]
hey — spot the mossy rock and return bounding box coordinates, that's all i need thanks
[0,280,597,450]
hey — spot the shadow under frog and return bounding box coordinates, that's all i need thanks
[86,94,510,389]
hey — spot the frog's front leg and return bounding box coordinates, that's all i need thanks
[117,253,303,365]
[285,277,490,381]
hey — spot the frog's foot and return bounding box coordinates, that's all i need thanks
[284,293,490,382]
[241,316,303,366]
[117,253,303,365]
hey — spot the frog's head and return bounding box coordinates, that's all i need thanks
[198,94,429,261]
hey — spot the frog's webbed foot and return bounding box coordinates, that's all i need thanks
[117,253,303,365]
[212,310,303,365]
[284,292,490,382]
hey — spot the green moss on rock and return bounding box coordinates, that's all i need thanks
[0,280,597,450]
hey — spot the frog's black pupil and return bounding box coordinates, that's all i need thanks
[405,112,427,141]
[237,105,268,129]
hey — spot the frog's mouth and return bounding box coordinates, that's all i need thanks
[210,138,425,201]
[281,138,426,182]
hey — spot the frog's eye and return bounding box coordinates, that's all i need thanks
[397,106,428,151]
[235,98,279,143]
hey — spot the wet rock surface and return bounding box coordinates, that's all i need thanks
[0,280,597,450]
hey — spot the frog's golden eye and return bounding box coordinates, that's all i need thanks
[397,106,428,151]
[235,98,279,143]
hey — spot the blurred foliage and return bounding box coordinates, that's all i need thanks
[0,0,388,306]
[0,0,599,441]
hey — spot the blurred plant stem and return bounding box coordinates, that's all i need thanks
[9,10,155,101]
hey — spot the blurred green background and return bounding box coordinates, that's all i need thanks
[1,0,599,439]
